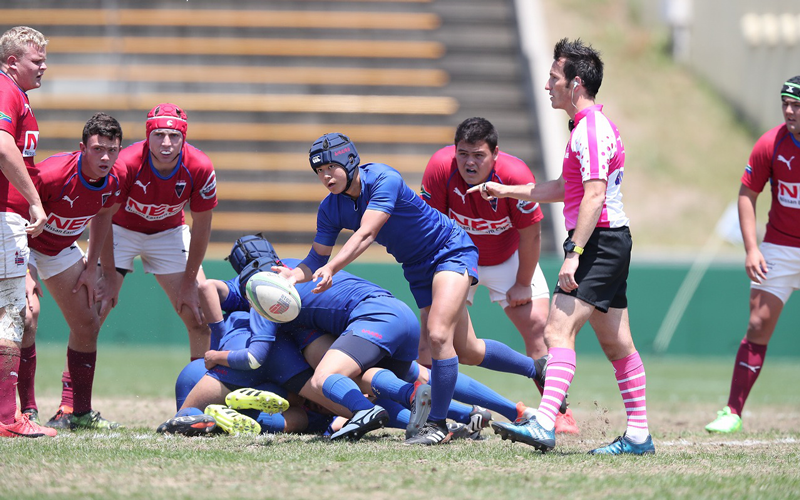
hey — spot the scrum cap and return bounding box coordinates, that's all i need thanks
[308,132,360,190]
[781,78,800,101]
[227,233,283,274]
[146,103,188,140]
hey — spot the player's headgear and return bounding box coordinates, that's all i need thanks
[146,103,188,141]
[781,77,800,101]
[227,233,283,274]
[308,132,360,191]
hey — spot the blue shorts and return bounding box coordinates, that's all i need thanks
[174,359,287,411]
[346,296,420,362]
[402,227,479,309]
[206,329,313,393]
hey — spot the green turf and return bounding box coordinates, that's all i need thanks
[3,345,798,499]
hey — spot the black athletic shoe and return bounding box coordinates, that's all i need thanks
[533,355,568,414]
[157,414,218,436]
[45,406,73,430]
[329,406,389,442]
[404,420,452,446]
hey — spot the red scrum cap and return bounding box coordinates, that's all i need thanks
[145,103,188,140]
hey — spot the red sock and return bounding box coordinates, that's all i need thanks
[727,339,767,416]
[190,356,202,362]
[67,348,96,415]
[0,345,20,424]
[17,344,37,411]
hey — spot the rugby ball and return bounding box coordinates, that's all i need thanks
[245,271,301,323]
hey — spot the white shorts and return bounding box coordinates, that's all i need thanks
[113,224,192,275]
[750,242,800,304]
[0,275,25,342]
[29,244,85,281]
[467,250,550,309]
[0,212,29,278]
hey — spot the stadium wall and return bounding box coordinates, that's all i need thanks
[35,258,799,357]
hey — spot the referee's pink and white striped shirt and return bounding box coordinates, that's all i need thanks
[561,104,629,231]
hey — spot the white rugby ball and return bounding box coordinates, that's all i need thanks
[245,271,301,323]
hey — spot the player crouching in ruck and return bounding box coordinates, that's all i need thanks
[29,113,125,430]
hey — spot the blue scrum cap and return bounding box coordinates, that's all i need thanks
[308,132,360,189]
[226,233,283,274]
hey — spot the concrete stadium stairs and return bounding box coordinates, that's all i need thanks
[1,0,549,258]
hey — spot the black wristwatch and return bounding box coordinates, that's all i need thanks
[563,239,584,256]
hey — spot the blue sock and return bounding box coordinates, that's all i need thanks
[446,401,472,424]
[256,412,286,434]
[454,370,517,421]
[208,321,225,351]
[175,407,203,418]
[429,356,458,421]
[479,339,536,379]
[404,361,421,383]
[371,369,415,407]
[322,374,373,412]
[374,397,409,429]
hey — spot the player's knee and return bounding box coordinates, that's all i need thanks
[0,277,26,344]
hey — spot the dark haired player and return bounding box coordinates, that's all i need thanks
[706,76,800,434]
[474,38,654,455]
[24,113,125,430]
[276,133,549,445]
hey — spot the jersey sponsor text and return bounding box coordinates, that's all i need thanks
[44,213,95,236]
[125,197,188,221]
[449,209,513,235]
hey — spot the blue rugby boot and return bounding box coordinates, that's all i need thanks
[588,433,655,455]
[491,415,555,453]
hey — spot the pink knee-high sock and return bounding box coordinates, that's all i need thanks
[67,348,96,415]
[536,347,575,429]
[612,351,649,441]
[17,344,37,411]
[727,339,767,416]
[0,345,20,424]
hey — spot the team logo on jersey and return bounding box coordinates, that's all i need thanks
[62,195,79,208]
[777,180,800,208]
[14,251,24,266]
[777,154,794,170]
[453,187,468,204]
[420,184,431,200]
[44,213,95,236]
[0,111,11,124]
[516,199,539,214]
[101,192,113,206]
[448,210,513,235]
[199,172,217,200]
[125,198,187,221]
[22,131,38,157]
[175,180,187,198]
[135,180,150,193]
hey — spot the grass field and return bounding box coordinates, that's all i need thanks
[2,345,798,499]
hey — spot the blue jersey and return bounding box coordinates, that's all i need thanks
[314,163,457,264]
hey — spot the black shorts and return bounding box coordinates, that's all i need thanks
[555,226,631,313]
[331,331,413,379]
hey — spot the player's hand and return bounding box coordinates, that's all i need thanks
[25,270,42,300]
[73,259,98,307]
[557,254,580,292]
[311,265,334,293]
[96,271,122,318]
[744,249,768,284]
[26,204,47,238]
[466,181,502,201]
[177,279,204,327]
[204,349,222,370]
[506,282,533,308]
[272,266,297,286]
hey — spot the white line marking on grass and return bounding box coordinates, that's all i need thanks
[658,437,797,447]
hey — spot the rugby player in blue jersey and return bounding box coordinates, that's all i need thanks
[276,134,548,445]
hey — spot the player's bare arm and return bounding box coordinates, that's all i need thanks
[738,184,767,283]
[72,205,115,307]
[96,208,122,318]
[312,209,390,293]
[558,179,606,292]
[176,209,212,325]
[274,241,331,285]
[0,132,46,237]
[507,224,540,307]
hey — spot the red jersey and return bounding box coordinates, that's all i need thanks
[30,151,123,256]
[0,70,40,216]
[113,141,217,234]
[421,145,543,266]
[742,124,800,248]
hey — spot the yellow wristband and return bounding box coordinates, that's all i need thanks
[573,245,584,255]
